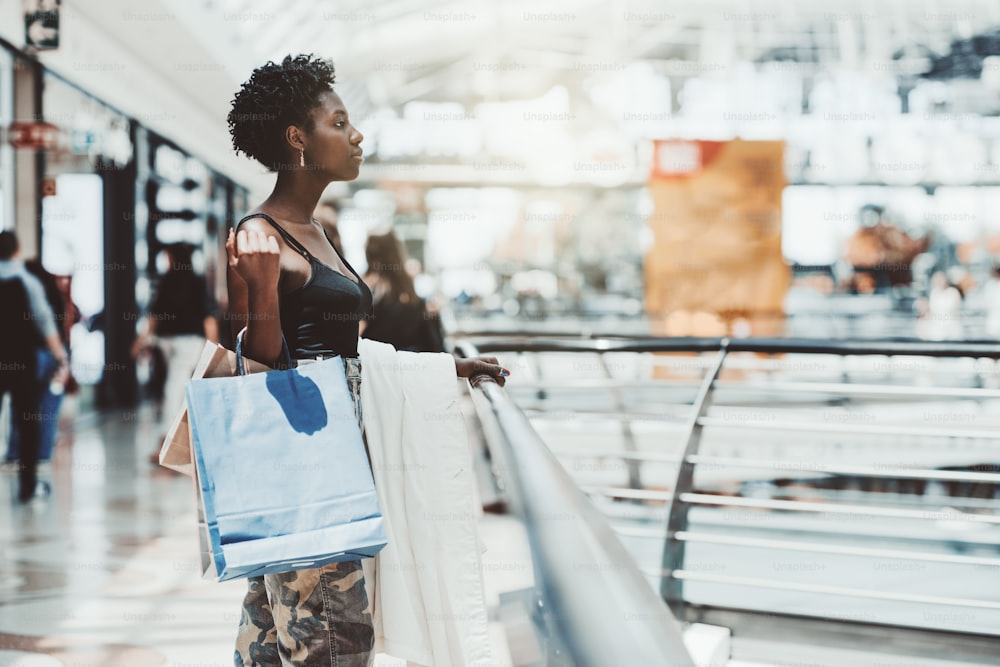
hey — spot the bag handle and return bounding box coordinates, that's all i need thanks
[235,327,291,375]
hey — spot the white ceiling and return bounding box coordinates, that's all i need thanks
[182,0,1000,115]
[20,0,1000,194]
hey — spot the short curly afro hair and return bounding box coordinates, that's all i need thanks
[228,54,336,172]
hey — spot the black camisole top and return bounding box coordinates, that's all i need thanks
[235,213,373,359]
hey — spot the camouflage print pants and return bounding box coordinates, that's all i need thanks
[234,561,373,666]
[234,357,374,667]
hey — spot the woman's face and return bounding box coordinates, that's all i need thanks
[301,90,364,181]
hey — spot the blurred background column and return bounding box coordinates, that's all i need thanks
[96,146,138,407]
[11,54,42,253]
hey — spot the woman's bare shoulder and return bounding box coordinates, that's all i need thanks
[234,211,281,238]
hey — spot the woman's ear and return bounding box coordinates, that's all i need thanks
[285,125,305,153]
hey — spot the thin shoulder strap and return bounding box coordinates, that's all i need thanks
[320,226,363,282]
[235,213,313,261]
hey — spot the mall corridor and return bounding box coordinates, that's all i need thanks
[3,0,1000,665]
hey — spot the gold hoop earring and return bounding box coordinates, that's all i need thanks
[299,150,305,168]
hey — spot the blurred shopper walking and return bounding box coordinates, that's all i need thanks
[131,243,217,461]
[6,258,73,465]
[0,231,69,503]
[362,229,446,353]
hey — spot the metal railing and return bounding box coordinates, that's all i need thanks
[461,367,695,667]
[458,333,1000,664]
[449,304,996,341]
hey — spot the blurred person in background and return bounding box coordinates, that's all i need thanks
[362,229,446,353]
[131,243,217,462]
[843,204,929,295]
[6,258,75,467]
[313,198,344,255]
[976,264,1000,339]
[0,230,69,502]
[918,270,964,340]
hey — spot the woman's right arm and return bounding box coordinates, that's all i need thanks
[226,225,284,366]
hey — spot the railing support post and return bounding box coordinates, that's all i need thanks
[599,351,642,491]
[662,342,729,614]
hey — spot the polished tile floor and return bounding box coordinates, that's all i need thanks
[0,398,528,667]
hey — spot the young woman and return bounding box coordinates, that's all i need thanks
[225,54,506,667]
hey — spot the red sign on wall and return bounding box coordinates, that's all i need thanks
[8,121,60,149]
[651,140,727,179]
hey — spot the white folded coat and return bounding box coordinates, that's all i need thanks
[358,338,492,667]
